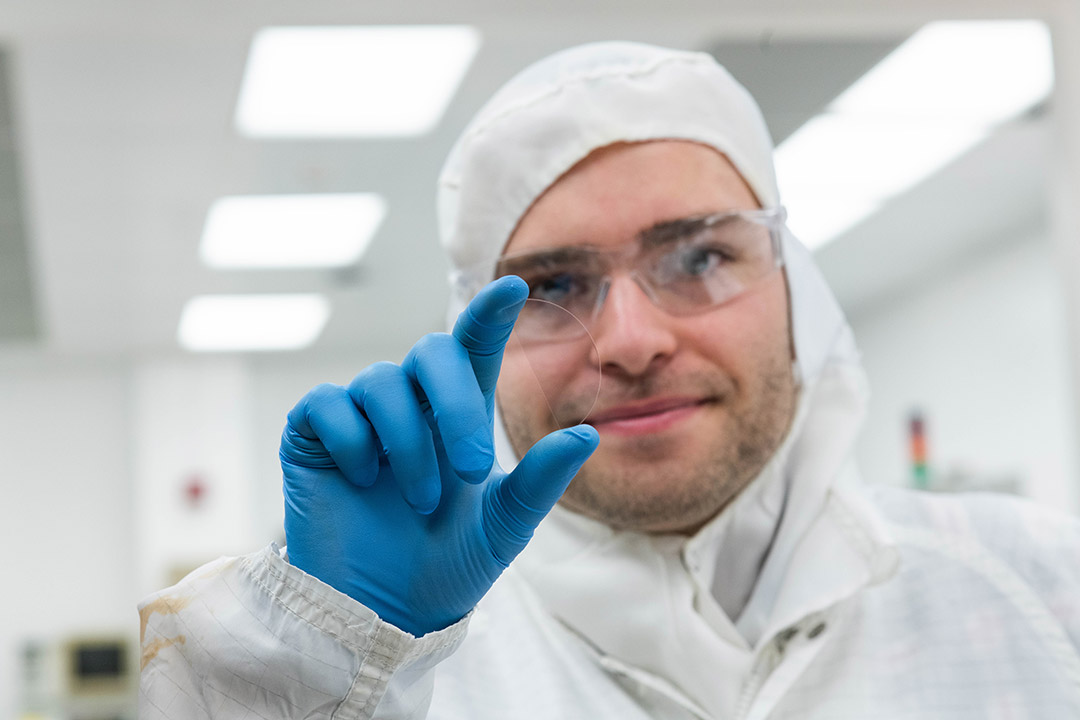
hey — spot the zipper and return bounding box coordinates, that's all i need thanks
[732,634,786,720]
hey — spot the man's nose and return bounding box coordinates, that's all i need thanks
[589,274,678,378]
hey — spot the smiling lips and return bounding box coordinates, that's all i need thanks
[585,397,710,436]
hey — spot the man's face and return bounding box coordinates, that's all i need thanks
[496,140,798,534]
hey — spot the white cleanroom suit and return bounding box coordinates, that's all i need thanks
[139,42,1080,719]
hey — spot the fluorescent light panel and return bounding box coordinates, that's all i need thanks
[780,192,881,253]
[831,21,1053,123]
[776,20,1053,251]
[776,115,987,249]
[235,25,481,137]
[200,193,386,268]
[178,294,330,351]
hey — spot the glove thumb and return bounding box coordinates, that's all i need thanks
[481,425,599,566]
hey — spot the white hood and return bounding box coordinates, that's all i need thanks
[436,41,880,716]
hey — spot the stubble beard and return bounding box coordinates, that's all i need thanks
[499,350,798,535]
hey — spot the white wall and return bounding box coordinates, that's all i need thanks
[0,356,135,716]
[848,231,1080,511]
[132,358,257,599]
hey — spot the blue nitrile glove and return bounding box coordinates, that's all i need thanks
[280,276,599,637]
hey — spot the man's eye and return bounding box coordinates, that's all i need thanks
[677,246,729,276]
[529,272,582,302]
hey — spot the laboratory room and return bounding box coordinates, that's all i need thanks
[3,0,1080,718]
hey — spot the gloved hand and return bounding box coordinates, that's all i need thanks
[280,276,599,637]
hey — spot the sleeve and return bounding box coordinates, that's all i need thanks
[138,544,470,720]
[977,494,1080,653]
[876,487,1080,653]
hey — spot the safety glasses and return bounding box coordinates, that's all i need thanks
[455,206,786,342]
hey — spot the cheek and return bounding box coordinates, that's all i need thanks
[691,275,792,378]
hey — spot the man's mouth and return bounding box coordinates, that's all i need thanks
[585,397,711,436]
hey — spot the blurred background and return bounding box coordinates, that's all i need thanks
[3,0,1080,717]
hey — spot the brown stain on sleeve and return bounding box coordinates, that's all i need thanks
[139,595,194,671]
[141,635,187,671]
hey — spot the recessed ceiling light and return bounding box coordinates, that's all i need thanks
[235,25,481,137]
[200,193,386,268]
[776,114,986,249]
[831,20,1053,124]
[781,194,881,252]
[776,19,1053,251]
[178,294,330,351]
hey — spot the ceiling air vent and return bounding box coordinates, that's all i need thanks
[0,48,39,342]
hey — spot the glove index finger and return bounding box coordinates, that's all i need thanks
[452,275,529,398]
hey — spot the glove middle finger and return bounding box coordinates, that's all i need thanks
[403,333,494,485]
[349,362,442,514]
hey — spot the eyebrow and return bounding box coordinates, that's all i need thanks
[637,214,733,249]
[496,211,748,273]
[496,246,594,275]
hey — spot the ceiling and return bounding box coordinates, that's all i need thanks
[0,1,1054,361]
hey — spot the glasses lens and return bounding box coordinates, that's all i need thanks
[467,208,784,341]
[513,293,591,341]
[500,298,602,430]
[648,215,778,313]
[496,250,602,342]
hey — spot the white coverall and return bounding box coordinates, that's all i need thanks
[139,43,1080,718]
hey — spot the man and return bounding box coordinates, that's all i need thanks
[139,42,1080,718]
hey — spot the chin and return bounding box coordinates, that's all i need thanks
[561,462,734,535]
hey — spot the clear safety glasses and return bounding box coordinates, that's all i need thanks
[456,207,787,343]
